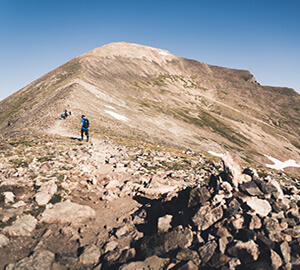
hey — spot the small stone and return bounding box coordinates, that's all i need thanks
[239,181,263,196]
[280,241,291,263]
[270,249,283,270]
[227,240,260,263]
[198,241,217,265]
[164,226,193,252]
[157,214,173,232]
[0,234,9,248]
[79,244,101,265]
[4,191,15,204]
[177,260,198,270]
[119,255,169,270]
[192,205,223,231]
[249,214,262,230]
[103,241,118,253]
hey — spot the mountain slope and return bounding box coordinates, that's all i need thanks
[0,42,299,166]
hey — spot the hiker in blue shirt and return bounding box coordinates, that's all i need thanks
[81,115,89,142]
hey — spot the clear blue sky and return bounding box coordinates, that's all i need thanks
[1,0,299,101]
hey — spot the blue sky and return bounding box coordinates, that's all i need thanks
[1,0,299,101]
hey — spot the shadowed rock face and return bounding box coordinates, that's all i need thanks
[0,42,299,166]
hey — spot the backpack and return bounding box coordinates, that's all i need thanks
[83,118,89,129]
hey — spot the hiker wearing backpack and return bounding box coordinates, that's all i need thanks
[81,115,89,142]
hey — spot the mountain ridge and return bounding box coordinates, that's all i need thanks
[0,42,299,169]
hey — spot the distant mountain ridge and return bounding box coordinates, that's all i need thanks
[0,42,299,168]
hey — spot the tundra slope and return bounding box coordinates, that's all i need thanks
[0,42,299,167]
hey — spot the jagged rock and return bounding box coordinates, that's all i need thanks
[198,240,217,265]
[209,253,231,268]
[267,177,284,200]
[0,234,9,248]
[280,241,291,263]
[230,214,244,230]
[55,252,78,266]
[239,181,263,196]
[115,225,130,238]
[3,214,37,236]
[12,200,26,208]
[188,186,211,208]
[118,248,136,263]
[39,200,95,223]
[257,233,275,249]
[176,260,198,270]
[176,249,201,266]
[270,249,283,270]
[227,258,242,269]
[157,214,173,232]
[103,240,118,253]
[164,226,193,252]
[227,240,260,263]
[226,198,241,216]
[264,217,283,242]
[222,152,251,187]
[103,248,121,262]
[6,249,55,270]
[119,255,169,270]
[34,180,57,205]
[249,214,262,230]
[219,237,229,254]
[192,204,223,231]
[79,244,101,265]
[3,191,15,204]
[246,197,272,217]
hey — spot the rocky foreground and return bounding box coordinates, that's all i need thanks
[0,134,300,269]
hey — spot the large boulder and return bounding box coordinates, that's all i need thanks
[39,200,95,223]
[3,215,37,236]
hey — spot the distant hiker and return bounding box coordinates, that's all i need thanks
[7,121,11,127]
[61,113,66,119]
[64,110,68,118]
[69,111,72,116]
[81,115,89,142]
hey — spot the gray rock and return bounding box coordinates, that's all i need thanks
[280,241,291,263]
[249,214,262,230]
[0,233,9,248]
[239,181,263,196]
[4,191,15,204]
[188,186,211,208]
[118,248,136,264]
[7,249,55,270]
[55,252,78,266]
[39,200,95,223]
[157,214,173,232]
[270,249,283,270]
[79,244,101,265]
[34,180,57,205]
[115,225,130,238]
[198,241,217,265]
[176,249,201,266]
[103,240,118,253]
[192,205,223,231]
[164,226,193,252]
[209,253,231,268]
[3,215,37,236]
[246,197,272,217]
[119,255,169,270]
[227,240,260,263]
[176,260,198,270]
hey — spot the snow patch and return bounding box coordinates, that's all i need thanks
[105,110,129,122]
[158,51,171,56]
[208,151,224,158]
[105,105,116,110]
[264,155,300,171]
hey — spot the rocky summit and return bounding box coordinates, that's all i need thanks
[0,134,300,269]
[0,42,300,269]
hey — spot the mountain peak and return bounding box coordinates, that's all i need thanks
[82,41,175,61]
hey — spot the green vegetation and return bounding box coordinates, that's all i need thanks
[24,205,45,217]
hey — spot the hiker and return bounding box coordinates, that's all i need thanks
[81,115,89,142]
[7,121,11,127]
[61,113,66,119]
[64,110,68,118]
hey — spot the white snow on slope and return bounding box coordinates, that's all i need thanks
[105,105,116,110]
[208,151,224,158]
[265,155,300,171]
[158,51,171,56]
[105,110,129,122]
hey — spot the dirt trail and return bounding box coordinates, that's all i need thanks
[47,119,78,138]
